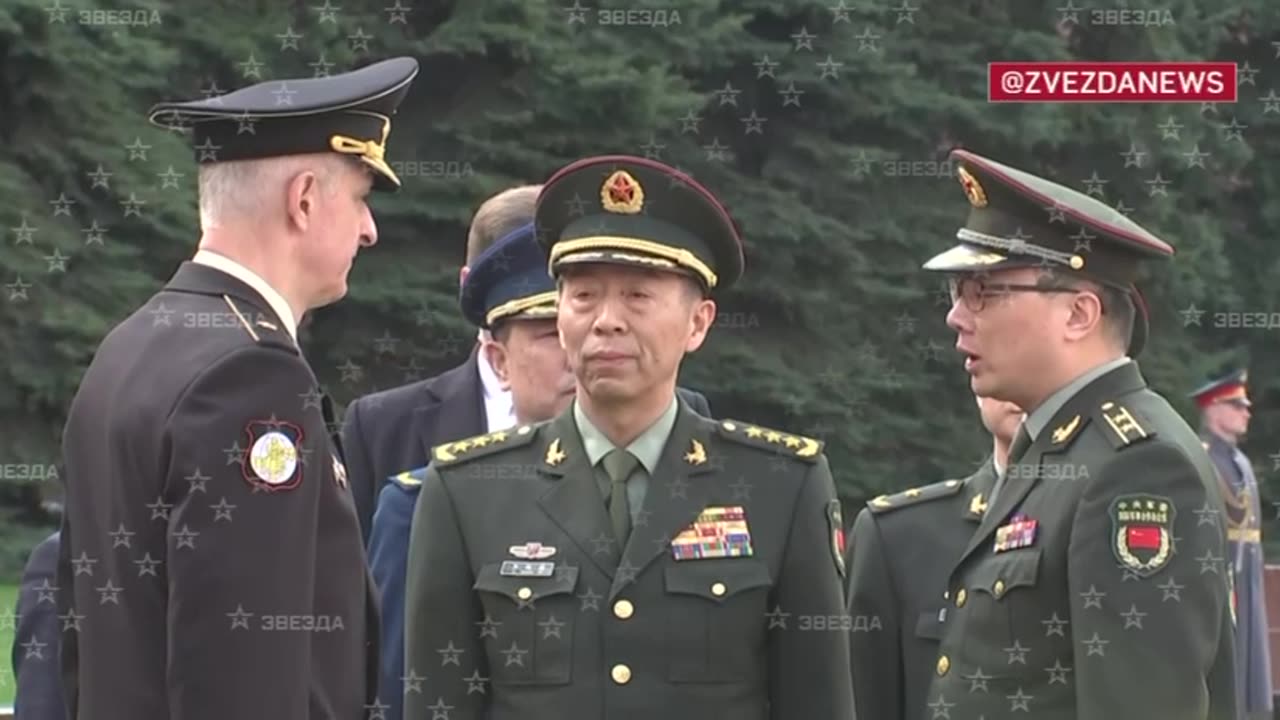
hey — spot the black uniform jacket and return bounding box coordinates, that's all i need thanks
[845,459,998,720]
[402,398,854,720]
[342,351,713,545]
[56,261,377,719]
[923,361,1238,720]
[14,532,65,720]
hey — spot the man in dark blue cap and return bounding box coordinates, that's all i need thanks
[366,220,577,720]
[1192,368,1272,720]
[56,57,418,719]
[920,148,1236,720]
[403,155,853,720]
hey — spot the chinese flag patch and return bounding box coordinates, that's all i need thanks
[1126,525,1162,550]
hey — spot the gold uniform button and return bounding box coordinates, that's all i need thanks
[711,582,727,597]
[936,655,950,676]
[993,580,1005,597]
[614,600,635,619]
[955,589,967,608]
[611,663,632,684]
[517,587,533,601]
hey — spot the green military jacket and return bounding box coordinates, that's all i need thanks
[924,361,1238,720]
[844,459,998,720]
[403,397,855,720]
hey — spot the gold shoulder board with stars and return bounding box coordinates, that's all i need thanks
[432,424,540,467]
[716,420,823,462]
[867,478,965,515]
[1095,400,1157,450]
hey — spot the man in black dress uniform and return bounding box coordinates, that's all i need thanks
[56,57,418,719]
[403,155,854,720]
[918,148,1236,720]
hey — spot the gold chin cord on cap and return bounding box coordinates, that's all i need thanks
[328,112,398,185]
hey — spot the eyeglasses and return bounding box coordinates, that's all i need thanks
[948,276,1080,313]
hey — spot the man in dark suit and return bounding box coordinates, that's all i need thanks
[55,58,418,719]
[1192,369,1272,720]
[403,155,853,720]
[918,148,1236,719]
[845,394,1020,720]
[13,532,64,720]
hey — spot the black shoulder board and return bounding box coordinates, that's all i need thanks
[716,419,823,463]
[1095,400,1158,450]
[867,478,965,515]
[432,424,540,468]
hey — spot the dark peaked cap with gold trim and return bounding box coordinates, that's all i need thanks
[147,57,419,192]
[458,222,558,330]
[535,155,745,293]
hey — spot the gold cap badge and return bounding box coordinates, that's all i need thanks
[601,170,644,214]
[957,166,988,208]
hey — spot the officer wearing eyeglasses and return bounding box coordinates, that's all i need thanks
[918,148,1237,720]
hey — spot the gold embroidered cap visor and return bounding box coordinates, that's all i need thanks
[147,56,419,192]
[535,155,745,294]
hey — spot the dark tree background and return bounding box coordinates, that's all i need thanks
[1,0,1279,579]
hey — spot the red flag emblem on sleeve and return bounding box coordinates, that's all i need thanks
[1126,525,1161,550]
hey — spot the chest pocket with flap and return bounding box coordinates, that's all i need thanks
[664,559,773,683]
[473,562,579,685]
[959,549,1042,676]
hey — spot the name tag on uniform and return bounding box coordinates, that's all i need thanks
[671,505,753,560]
[994,513,1038,553]
[499,561,555,578]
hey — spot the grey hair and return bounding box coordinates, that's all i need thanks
[197,154,346,230]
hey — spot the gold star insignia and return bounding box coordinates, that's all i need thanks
[745,426,764,438]
[684,439,707,466]
[905,488,922,497]
[545,438,566,467]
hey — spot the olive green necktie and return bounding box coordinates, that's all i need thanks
[602,449,639,547]
[988,423,1033,514]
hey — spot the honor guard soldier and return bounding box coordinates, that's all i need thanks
[56,58,418,720]
[918,149,1236,720]
[844,393,1020,720]
[1192,369,1273,720]
[367,220,577,720]
[403,156,854,720]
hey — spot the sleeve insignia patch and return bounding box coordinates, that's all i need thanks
[827,499,846,578]
[243,418,304,491]
[716,420,823,462]
[1097,401,1155,449]
[867,478,964,515]
[433,424,539,467]
[1110,494,1175,578]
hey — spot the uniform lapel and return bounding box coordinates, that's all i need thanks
[954,361,1149,567]
[962,458,999,523]
[610,402,716,601]
[536,410,620,580]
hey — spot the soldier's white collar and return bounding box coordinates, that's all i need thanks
[191,249,298,343]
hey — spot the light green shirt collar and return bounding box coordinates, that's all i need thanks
[1025,356,1131,441]
[574,395,679,474]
